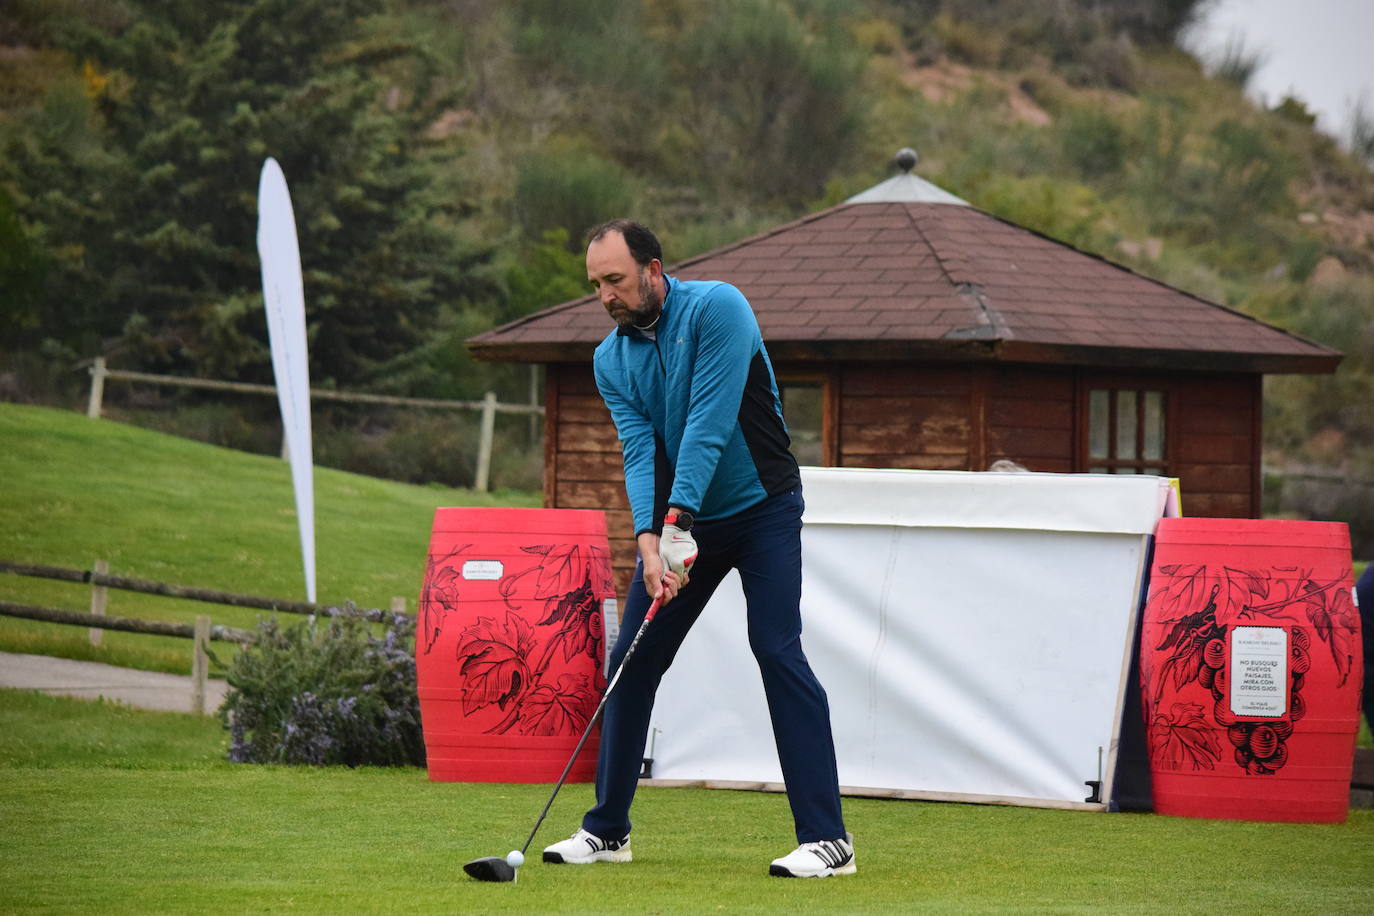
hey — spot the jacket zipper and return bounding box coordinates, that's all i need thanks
[651,336,666,376]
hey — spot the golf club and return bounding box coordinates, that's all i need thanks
[463,590,665,883]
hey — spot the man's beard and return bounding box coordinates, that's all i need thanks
[614,269,663,330]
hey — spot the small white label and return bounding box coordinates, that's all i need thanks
[1230,626,1288,717]
[461,560,504,581]
[602,598,619,677]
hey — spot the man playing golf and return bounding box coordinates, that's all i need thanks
[542,219,853,878]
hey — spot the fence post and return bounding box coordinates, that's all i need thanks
[86,357,107,419]
[191,614,211,715]
[475,390,497,491]
[88,559,109,646]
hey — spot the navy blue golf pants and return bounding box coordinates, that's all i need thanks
[1357,564,1373,733]
[582,487,846,844]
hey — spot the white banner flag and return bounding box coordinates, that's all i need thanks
[256,158,316,603]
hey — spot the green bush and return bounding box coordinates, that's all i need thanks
[1058,106,1127,179]
[930,12,1003,67]
[1349,98,1374,167]
[1200,119,1296,233]
[1075,33,1140,91]
[219,607,424,767]
[1209,34,1266,89]
[972,174,1109,252]
[314,409,481,488]
[110,401,281,457]
[676,0,867,203]
[515,146,638,247]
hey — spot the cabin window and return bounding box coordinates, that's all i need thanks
[779,379,827,467]
[1087,388,1166,474]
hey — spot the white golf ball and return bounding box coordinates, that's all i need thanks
[506,850,524,868]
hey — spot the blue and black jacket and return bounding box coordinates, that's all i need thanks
[593,275,800,537]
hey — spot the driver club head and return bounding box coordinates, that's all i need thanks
[463,856,517,883]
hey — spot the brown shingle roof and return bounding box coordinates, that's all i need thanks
[468,201,1341,373]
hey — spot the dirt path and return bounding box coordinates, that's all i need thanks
[0,651,227,714]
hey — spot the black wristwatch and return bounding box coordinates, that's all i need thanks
[664,509,694,531]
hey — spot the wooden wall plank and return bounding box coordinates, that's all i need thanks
[558,451,625,480]
[1249,373,1263,519]
[1176,463,1252,493]
[1182,492,1252,517]
[840,395,970,424]
[558,422,621,452]
[559,369,601,396]
[837,366,973,468]
[557,480,630,510]
[970,369,988,471]
[1176,434,1252,464]
[840,454,968,470]
[840,424,970,455]
[1177,405,1251,436]
[985,366,1075,471]
[989,399,1074,429]
[993,457,1074,473]
[987,366,1075,400]
[844,366,972,397]
[1170,374,1257,516]
[602,509,634,537]
[543,364,561,507]
[556,394,615,424]
[987,427,1074,460]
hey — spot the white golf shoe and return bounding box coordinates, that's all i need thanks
[769,833,856,877]
[542,828,632,865]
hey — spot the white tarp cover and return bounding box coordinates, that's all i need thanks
[644,468,1172,810]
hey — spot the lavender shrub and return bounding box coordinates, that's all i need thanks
[219,604,425,767]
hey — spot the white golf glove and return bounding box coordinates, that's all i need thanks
[659,516,698,586]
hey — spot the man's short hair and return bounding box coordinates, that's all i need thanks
[587,218,662,268]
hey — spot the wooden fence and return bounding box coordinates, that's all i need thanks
[85,357,544,490]
[0,559,407,715]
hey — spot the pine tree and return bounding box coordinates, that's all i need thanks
[1,0,497,386]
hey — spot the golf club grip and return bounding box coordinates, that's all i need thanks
[520,593,663,854]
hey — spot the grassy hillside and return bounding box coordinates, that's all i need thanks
[0,402,538,672]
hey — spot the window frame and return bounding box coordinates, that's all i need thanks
[1078,376,1173,476]
[776,370,837,467]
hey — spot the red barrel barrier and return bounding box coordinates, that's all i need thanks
[1140,518,1362,822]
[416,508,616,782]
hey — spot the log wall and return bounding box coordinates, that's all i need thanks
[544,362,1261,602]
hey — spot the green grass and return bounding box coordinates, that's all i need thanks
[2,689,1371,914]
[3,404,1371,911]
[0,689,230,769]
[0,402,538,673]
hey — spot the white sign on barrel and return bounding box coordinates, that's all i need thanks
[1230,626,1288,717]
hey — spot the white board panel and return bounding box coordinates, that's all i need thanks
[645,469,1166,808]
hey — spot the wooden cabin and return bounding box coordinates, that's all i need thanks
[469,156,1342,595]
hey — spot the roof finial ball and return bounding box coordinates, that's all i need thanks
[895,147,919,173]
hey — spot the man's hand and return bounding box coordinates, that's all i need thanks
[658,520,697,586]
[637,533,683,605]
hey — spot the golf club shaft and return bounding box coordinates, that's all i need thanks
[519,592,663,855]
